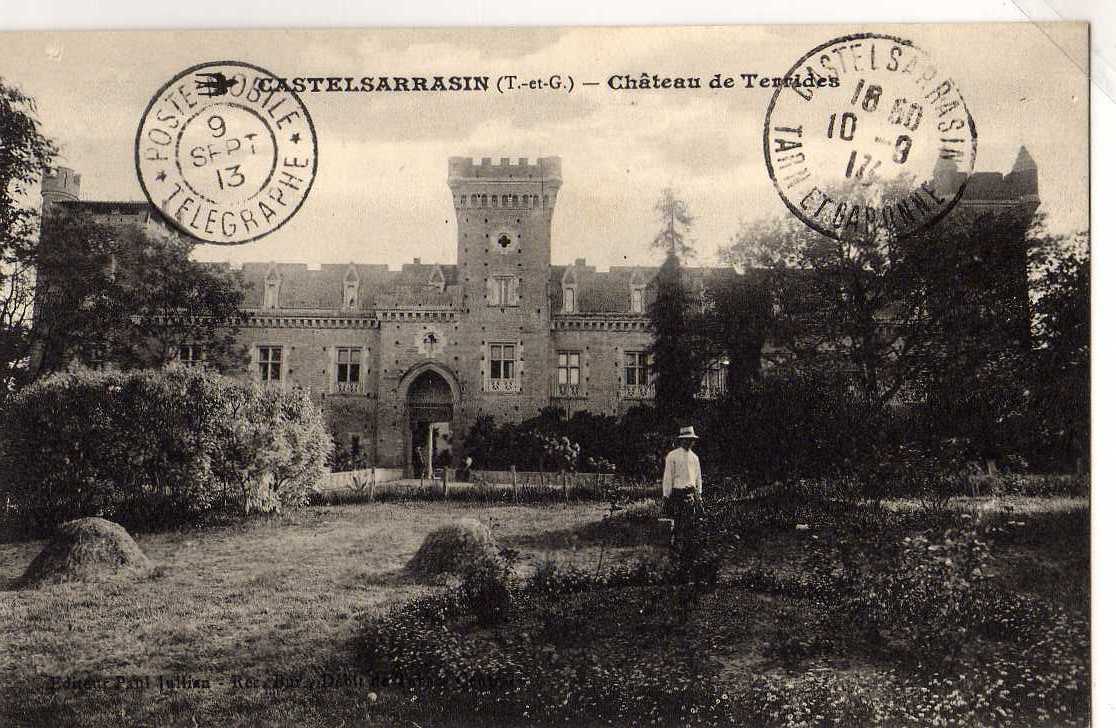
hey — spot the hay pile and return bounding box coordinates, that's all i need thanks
[405,518,497,578]
[21,517,153,588]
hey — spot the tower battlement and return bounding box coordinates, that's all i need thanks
[448,156,561,181]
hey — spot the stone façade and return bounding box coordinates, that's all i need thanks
[37,150,1040,473]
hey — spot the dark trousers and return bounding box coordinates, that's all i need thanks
[666,488,703,533]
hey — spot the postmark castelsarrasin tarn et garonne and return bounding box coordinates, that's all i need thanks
[764,33,977,243]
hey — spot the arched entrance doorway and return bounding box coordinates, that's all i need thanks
[404,367,455,479]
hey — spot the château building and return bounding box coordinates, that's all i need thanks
[36,150,1039,475]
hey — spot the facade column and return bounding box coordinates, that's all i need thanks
[426,423,434,480]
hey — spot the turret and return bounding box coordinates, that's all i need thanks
[41,166,82,213]
[1005,145,1038,200]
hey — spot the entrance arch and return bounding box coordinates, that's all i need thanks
[401,363,458,479]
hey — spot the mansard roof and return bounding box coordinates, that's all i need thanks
[236,261,460,309]
[548,261,739,314]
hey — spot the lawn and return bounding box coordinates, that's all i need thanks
[0,494,1090,727]
[0,501,651,727]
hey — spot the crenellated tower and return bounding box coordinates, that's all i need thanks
[448,156,562,418]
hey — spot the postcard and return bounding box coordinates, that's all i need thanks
[0,23,1091,727]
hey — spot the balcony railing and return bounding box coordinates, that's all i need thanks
[550,382,589,399]
[697,382,727,400]
[335,380,361,394]
[619,383,655,400]
[483,377,522,393]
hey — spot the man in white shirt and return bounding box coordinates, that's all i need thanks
[662,425,702,522]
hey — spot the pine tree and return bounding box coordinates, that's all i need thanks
[651,188,696,260]
[648,251,703,421]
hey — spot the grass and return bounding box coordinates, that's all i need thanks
[0,501,649,727]
[0,495,1089,727]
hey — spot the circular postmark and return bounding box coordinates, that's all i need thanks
[135,61,318,244]
[763,34,976,243]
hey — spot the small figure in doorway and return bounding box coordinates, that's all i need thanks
[414,445,428,484]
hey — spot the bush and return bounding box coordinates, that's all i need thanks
[0,367,330,532]
[355,584,747,727]
[462,406,671,480]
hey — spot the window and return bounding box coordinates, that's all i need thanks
[489,344,516,381]
[624,351,650,386]
[336,347,361,391]
[343,277,359,309]
[264,278,280,308]
[562,286,575,313]
[173,344,204,368]
[557,351,581,385]
[488,275,519,306]
[630,287,645,314]
[258,346,282,383]
[699,364,727,399]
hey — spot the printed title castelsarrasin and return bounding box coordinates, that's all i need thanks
[254,76,492,92]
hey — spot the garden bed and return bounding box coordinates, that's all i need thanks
[0,493,1090,727]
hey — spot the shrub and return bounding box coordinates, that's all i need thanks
[355,586,748,727]
[0,367,330,532]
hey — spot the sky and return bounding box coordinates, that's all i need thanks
[0,23,1090,268]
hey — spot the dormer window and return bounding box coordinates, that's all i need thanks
[631,286,645,313]
[563,286,576,313]
[630,271,647,314]
[429,266,446,292]
[343,265,360,310]
[264,266,281,309]
[561,265,578,313]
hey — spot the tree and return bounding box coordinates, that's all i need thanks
[698,271,771,395]
[1028,224,1089,471]
[31,210,249,376]
[721,210,933,407]
[651,187,696,260]
[0,78,57,401]
[721,190,1040,467]
[648,251,705,421]
[913,208,1036,469]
